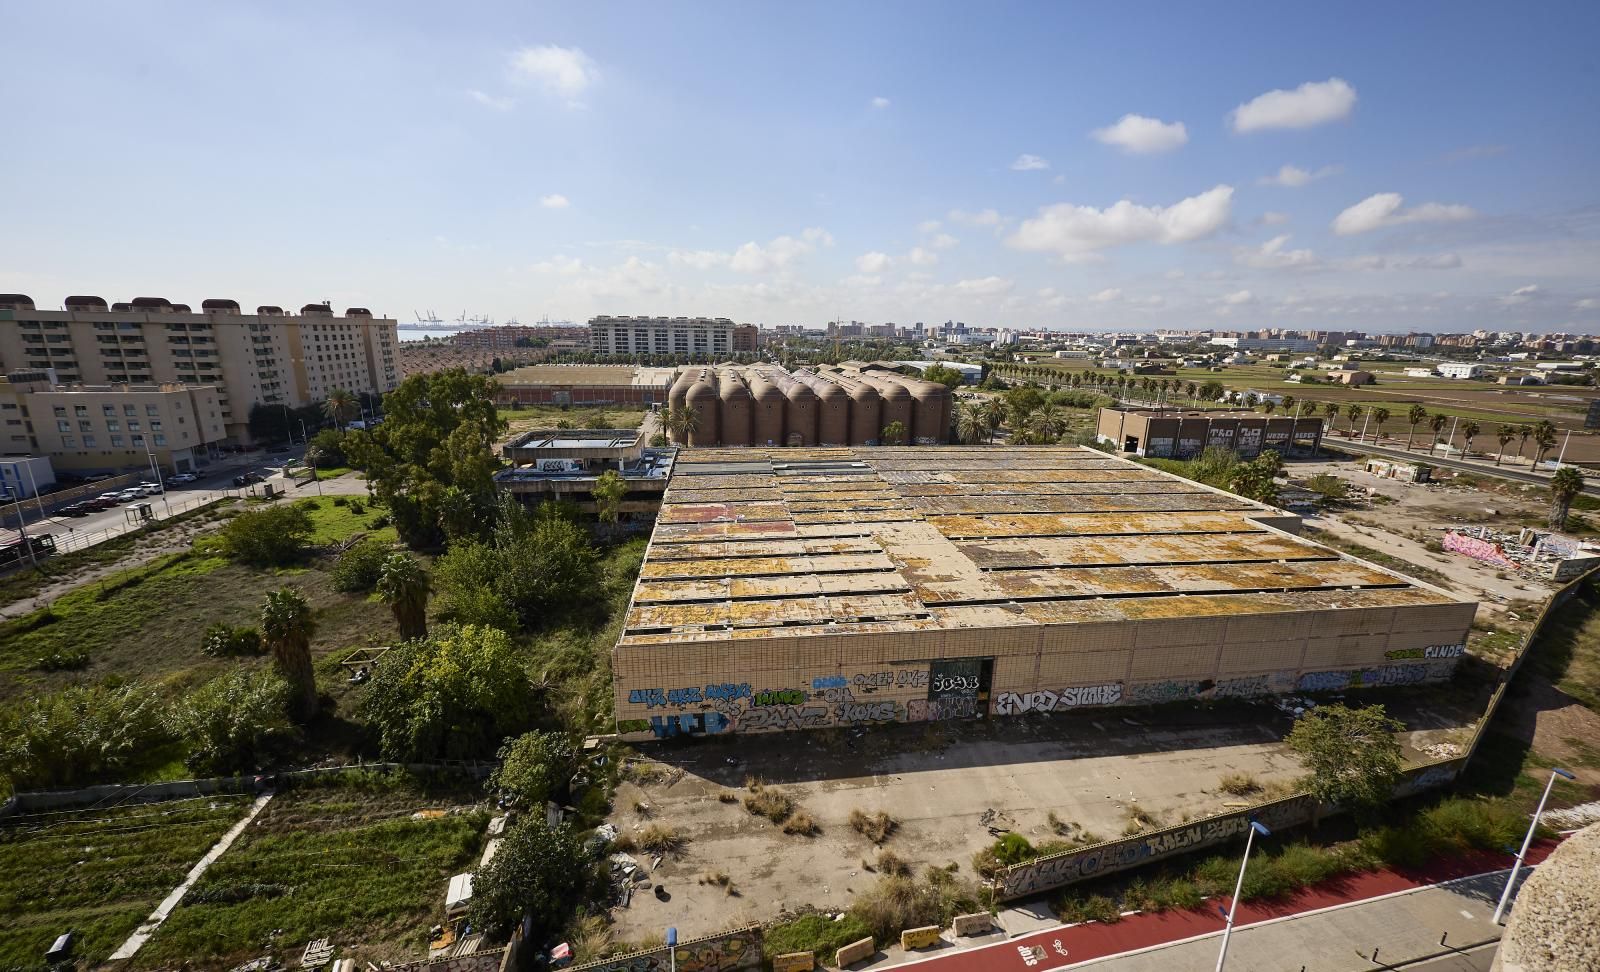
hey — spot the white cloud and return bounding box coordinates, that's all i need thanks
[1090,114,1189,154]
[1230,78,1357,133]
[530,254,586,275]
[468,90,514,111]
[1332,193,1476,235]
[907,247,938,266]
[1235,234,1318,269]
[1222,289,1255,305]
[1577,298,1600,311]
[1257,164,1340,188]
[509,45,600,105]
[1089,288,1122,303]
[1036,287,1059,299]
[871,96,891,110]
[539,193,571,209]
[1404,253,1463,270]
[727,227,834,274]
[1010,153,1051,171]
[843,274,882,288]
[1006,185,1234,261]
[952,276,1013,296]
[667,249,728,270]
[949,208,1002,227]
[929,233,959,250]
[1259,211,1291,226]
[917,219,942,234]
[855,251,893,273]
[1505,284,1541,304]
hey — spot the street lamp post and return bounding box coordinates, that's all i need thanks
[142,436,172,517]
[665,927,677,972]
[1493,767,1575,924]
[1215,819,1271,972]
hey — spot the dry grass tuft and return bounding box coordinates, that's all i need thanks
[636,823,685,854]
[1218,771,1261,796]
[876,849,911,877]
[782,811,819,837]
[850,808,898,844]
[744,786,796,824]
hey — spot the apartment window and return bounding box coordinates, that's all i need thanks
[82,435,96,448]
[57,419,71,432]
[110,435,124,447]
[78,420,93,432]
[150,420,163,431]
[53,406,66,418]
[74,405,88,417]
[154,433,167,446]
[61,435,77,448]
[124,404,137,416]
[146,404,159,416]
[102,404,116,417]
[132,434,145,446]
[128,421,141,432]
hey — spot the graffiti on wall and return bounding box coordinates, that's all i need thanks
[1443,531,1520,570]
[628,684,752,710]
[1237,427,1263,456]
[570,927,762,972]
[1295,663,1435,693]
[1385,644,1465,661]
[994,683,1123,715]
[1146,437,1175,458]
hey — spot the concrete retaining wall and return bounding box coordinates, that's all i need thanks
[568,925,761,972]
[835,937,875,969]
[951,913,993,936]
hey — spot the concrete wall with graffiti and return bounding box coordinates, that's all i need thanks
[568,926,762,972]
[994,758,1467,899]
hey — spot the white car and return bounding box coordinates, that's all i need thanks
[135,482,163,495]
[166,472,198,485]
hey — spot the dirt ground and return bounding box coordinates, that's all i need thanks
[1287,456,1562,612]
[604,692,1481,942]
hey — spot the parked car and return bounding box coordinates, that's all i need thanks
[58,503,92,517]
[232,471,264,487]
[133,482,162,496]
[166,472,198,485]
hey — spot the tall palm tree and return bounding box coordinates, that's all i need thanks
[1516,424,1534,463]
[1185,381,1198,404]
[1281,394,1296,415]
[261,587,318,722]
[1428,413,1448,454]
[982,398,1006,443]
[1405,404,1427,451]
[1322,402,1341,434]
[1345,402,1363,437]
[1299,399,1317,417]
[664,405,700,444]
[1370,407,1390,443]
[1533,420,1558,468]
[956,401,987,444]
[323,388,358,429]
[377,553,430,640]
[1549,466,1586,531]
[1461,421,1481,457]
[1495,425,1516,466]
[1262,400,1277,415]
[1029,403,1066,442]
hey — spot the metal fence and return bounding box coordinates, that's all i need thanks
[29,492,237,556]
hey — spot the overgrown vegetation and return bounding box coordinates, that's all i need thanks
[433,498,600,633]
[219,502,315,567]
[850,808,898,844]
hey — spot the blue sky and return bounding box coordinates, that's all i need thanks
[3,1,1598,332]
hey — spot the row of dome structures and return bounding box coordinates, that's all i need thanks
[665,365,952,447]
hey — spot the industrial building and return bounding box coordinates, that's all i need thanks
[495,365,678,407]
[495,428,673,517]
[611,447,1475,739]
[666,365,952,447]
[1096,408,1324,459]
[0,294,400,444]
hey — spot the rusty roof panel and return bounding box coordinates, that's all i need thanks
[640,553,895,579]
[908,493,1251,516]
[961,533,1332,569]
[930,510,1267,539]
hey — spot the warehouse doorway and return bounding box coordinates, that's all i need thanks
[927,658,993,721]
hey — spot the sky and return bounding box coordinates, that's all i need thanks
[3,2,1599,333]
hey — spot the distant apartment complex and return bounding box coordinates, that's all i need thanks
[588,316,757,357]
[0,294,400,445]
[0,377,228,473]
[450,323,588,353]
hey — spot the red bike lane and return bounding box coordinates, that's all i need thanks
[890,840,1558,972]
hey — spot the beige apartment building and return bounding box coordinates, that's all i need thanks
[0,377,228,474]
[589,316,757,357]
[0,294,400,443]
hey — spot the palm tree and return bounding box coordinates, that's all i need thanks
[982,398,1006,443]
[377,553,430,640]
[1281,395,1296,415]
[1405,404,1427,451]
[1262,400,1277,415]
[261,587,318,722]
[1345,403,1363,437]
[1549,466,1586,530]
[1516,424,1533,463]
[956,401,987,444]
[664,405,700,444]
[1242,392,1259,410]
[1370,407,1390,443]
[1532,420,1558,468]
[323,388,358,429]
[1460,421,1481,457]
[1300,399,1317,417]
[1322,402,1341,431]
[1185,381,1198,404]
[1428,413,1448,455]
[1029,403,1066,442]
[1494,425,1516,466]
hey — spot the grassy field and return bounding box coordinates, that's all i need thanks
[138,774,486,969]
[0,497,401,702]
[1527,577,1600,710]
[502,404,649,440]
[0,795,255,968]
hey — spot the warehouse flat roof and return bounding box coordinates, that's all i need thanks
[498,364,678,387]
[618,447,1467,646]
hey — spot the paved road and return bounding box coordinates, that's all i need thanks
[880,841,1555,972]
[1318,437,1600,496]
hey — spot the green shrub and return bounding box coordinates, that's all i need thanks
[175,668,294,774]
[200,622,263,657]
[349,498,365,515]
[0,682,171,790]
[849,870,983,943]
[34,648,89,671]
[489,731,577,808]
[331,537,389,593]
[765,913,874,960]
[219,503,314,566]
[993,832,1037,865]
[1057,893,1122,924]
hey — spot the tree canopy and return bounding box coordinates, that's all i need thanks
[345,369,508,548]
[219,503,314,567]
[488,730,577,809]
[469,819,593,939]
[433,500,600,633]
[1287,703,1404,820]
[920,363,964,389]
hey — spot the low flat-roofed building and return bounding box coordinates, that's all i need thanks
[496,428,673,517]
[496,364,677,407]
[612,447,1475,740]
[1096,408,1323,459]
[0,377,227,475]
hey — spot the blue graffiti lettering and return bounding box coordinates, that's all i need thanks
[704,682,752,701]
[629,688,668,709]
[812,675,848,689]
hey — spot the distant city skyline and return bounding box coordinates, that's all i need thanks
[3,2,1598,333]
